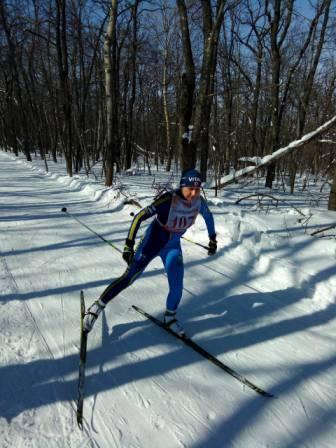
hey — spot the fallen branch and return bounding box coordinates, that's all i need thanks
[311,224,336,236]
[316,234,336,238]
[211,115,336,189]
[235,193,308,217]
[235,193,279,206]
[124,198,142,208]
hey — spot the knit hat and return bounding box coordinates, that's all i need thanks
[180,169,202,188]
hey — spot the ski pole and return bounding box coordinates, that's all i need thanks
[181,236,209,251]
[61,207,122,253]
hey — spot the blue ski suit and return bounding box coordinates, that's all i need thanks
[99,189,216,311]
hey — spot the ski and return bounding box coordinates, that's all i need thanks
[132,305,274,398]
[77,290,88,429]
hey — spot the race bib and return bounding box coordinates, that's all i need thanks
[163,194,201,233]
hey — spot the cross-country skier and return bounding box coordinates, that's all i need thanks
[83,168,217,336]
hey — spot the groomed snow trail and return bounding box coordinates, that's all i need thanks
[1,151,336,448]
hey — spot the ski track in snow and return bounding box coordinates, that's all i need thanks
[1,151,336,447]
[0,257,85,447]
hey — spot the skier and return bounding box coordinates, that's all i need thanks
[83,168,217,336]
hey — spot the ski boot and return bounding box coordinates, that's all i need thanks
[83,299,105,333]
[164,310,187,338]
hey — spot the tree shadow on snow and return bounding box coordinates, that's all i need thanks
[1,277,335,448]
[190,352,336,448]
[2,162,335,444]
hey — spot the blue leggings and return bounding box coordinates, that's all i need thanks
[99,231,184,312]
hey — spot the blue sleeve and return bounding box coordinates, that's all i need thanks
[200,197,216,239]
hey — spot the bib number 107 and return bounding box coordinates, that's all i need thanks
[171,215,195,230]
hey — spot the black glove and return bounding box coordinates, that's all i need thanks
[208,236,217,256]
[122,238,135,265]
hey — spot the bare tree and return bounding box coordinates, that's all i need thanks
[55,0,73,176]
[288,0,332,192]
[176,0,196,172]
[264,0,294,188]
[122,0,140,171]
[0,0,335,209]
[0,0,31,160]
[104,0,119,186]
[176,0,226,177]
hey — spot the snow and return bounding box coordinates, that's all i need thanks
[1,150,336,448]
[239,157,262,166]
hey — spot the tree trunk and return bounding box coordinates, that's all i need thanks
[328,165,336,210]
[55,0,73,176]
[194,1,225,181]
[288,153,297,194]
[125,1,139,170]
[176,0,225,176]
[104,0,118,186]
[297,0,331,137]
[0,0,31,161]
[265,0,294,188]
[163,49,172,171]
[251,46,262,154]
[176,0,196,173]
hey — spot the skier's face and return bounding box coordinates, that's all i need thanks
[181,186,201,201]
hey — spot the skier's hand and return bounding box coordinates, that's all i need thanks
[123,238,135,265]
[208,236,217,256]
